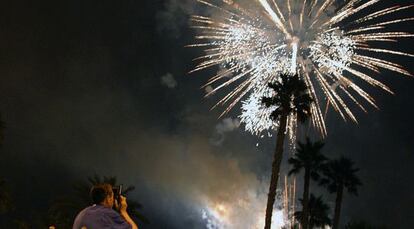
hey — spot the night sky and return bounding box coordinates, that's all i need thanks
[0,0,413,228]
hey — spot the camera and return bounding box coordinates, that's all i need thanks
[112,185,123,201]
[112,185,123,211]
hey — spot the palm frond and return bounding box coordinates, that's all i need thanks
[294,194,331,228]
[319,157,362,195]
[262,74,313,123]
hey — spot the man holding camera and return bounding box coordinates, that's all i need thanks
[73,183,138,229]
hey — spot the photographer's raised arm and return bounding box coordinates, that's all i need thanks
[119,196,139,229]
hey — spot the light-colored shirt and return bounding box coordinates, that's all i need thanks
[73,205,132,229]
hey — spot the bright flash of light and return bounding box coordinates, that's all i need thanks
[201,200,288,229]
[190,0,414,138]
[200,176,298,229]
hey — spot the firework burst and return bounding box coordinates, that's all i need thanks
[189,0,413,137]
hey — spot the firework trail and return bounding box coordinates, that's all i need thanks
[189,0,414,138]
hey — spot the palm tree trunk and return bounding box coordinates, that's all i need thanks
[301,168,311,229]
[264,115,288,229]
[332,185,344,229]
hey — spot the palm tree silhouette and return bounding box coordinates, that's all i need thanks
[294,194,331,229]
[262,74,313,229]
[288,138,327,229]
[320,157,362,229]
[48,174,148,228]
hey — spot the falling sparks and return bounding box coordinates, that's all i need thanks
[239,88,276,136]
[190,0,413,138]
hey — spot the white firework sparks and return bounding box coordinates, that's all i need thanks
[239,89,276,136]
[309,31,356,75]
[190,0,414,137]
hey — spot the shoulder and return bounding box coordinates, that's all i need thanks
[100,207,132,229]
[74,206,93,221]
[73,206,95,229]
[73,206,110,227]
[73,205,131,229]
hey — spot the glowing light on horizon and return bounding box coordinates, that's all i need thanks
[200,177,297,228]
[202,202,288,229]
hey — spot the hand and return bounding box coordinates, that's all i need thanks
[119,195,128,213]
[118,195,138,229]
[114,198,119,210]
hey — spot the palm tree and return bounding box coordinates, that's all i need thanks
[295,194,331,229]
[48,174,148,229]
[262,74,313,229]
[320,157,362,229]
[288,138,327,229]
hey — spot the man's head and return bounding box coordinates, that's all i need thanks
[90,183,114,208]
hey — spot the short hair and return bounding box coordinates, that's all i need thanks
[90,183,113,204]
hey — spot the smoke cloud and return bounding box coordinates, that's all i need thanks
[210,118,240,146]
[161,73,178,88]
[116,129,286,228]
[156,0,197,38]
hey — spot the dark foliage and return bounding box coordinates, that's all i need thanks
[288,138,327,180]
[289,137,327,229]
[295,194,331,228]
[320,157,362,229]
[319,157,362,195]
[262,74,313,123]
